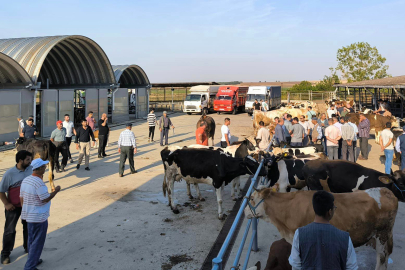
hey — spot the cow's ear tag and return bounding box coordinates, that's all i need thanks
[378,176,392,184]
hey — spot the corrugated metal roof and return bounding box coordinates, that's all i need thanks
[335,75,405,88]
[0,35,116,87]
[113,65,150,87]
[0,52,32,86]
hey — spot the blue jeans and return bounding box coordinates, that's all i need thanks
[384,149,394,174]
[322,136,327,155]
[24,221,48,270]
[401,152,405,171]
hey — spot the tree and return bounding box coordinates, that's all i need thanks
[315,68,341,91]
[336,42,389,82]
[291,81,315,92]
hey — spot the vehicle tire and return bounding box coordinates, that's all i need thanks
[217,112,220,114]
[232,107,237,115]
[187,112,191,115]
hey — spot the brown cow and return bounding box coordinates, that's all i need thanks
[245,188,398,270]
[347,113,399,144]
[15,137,57,191]
[196,114,215,146]
[249,239,292,270]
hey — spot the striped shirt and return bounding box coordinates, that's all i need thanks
[20,174,51,223]
[118,129,137,148]
[147,113,157,127]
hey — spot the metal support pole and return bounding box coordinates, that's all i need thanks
[212,258,222,270]
[252,218,258,252]
[171,87,174,111]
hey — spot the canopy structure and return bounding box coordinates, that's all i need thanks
[113,65,150,88]
[0,35,116,88]
[0,52,32,88]
[335,76,405,89]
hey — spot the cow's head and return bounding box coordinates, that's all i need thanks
[244,187,275,219]
[15,137,26,150]
[242,156,267,176]
[243,138,256,151]
[379,169,405,201]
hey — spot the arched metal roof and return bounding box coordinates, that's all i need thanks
[113,65,150,88]
[0,35,116,88]
[0,52,32,88]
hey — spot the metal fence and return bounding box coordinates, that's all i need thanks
[283,91,336,101]
[212,158,265,270]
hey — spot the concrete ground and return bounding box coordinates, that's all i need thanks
[226,132,405,270]
[0,112,404,270]
[0,112,254,270]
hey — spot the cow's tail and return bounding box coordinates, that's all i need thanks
[162,165,168,197]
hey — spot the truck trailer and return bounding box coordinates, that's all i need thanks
[245,86,281,115]
[213,86,248,114]
[183,85,220,115]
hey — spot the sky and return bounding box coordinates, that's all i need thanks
[0,0,404,83]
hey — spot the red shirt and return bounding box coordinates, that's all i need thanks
[196,127,208,146]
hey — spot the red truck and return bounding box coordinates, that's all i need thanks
[213,86,248,114]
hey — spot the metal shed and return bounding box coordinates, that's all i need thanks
[0,35,116,136]
[112,65,150,122]
[0,52,36,142]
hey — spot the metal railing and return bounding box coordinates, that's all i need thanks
[211,158,265,270]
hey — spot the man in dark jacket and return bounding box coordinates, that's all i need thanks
[289,191,358,269]
[75,119,96,171]
[159,111,174,146]
[98,113,109,158]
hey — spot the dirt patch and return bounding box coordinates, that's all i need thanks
[161,254,193,270]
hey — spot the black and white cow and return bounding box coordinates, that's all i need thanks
[161,147,267,219]
[303,160,405,201]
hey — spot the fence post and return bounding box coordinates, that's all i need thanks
[252,217,258,252]
[212,258,223,270]
[300,93,302,100]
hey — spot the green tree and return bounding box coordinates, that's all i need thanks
[336,42,389,82]
[315,67,341,91]
[291,81,315,92]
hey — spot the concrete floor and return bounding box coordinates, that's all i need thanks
[0,112,404,270]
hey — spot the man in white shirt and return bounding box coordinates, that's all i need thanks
[63,114,75,163]
[17,116,25,137]
[327,105,337,119]
[118,123,138,177]
[20,158,60,270]
[380,122,394,174]
[256,121,270,150]
[221,118,231,148]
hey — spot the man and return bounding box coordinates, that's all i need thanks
[75,119,96,171]
[98,113,109,158]
[17,116,25,137]
[284,114,293,144]
[159,111,174,146]
[318,113,329,154]
[289,191,358,269]
[86,111,96,131]
[306,106,316,121]
[299,116,310,146]
[196,122,208,146]
[327,105,337,119]
[325,118,341,160]
[358,113,370,160]
[273,119,287,147]
[289,117,304,147]
[25,115,34,126]
[334,117,343,158]
[346,103,354,113]
[21,119,37,139]
[0,150,32,264]
[252,99,261,120]
[256,121,270,150]
[147,108,157,142]
[395,126,405,170]
[311,117,323,146]
[261,99,269,112]
[348,118,359,162]
[118,123,137,177]
[374,99,386,115]
[221,118,231,148]
[50,121,68,172]
[380,122,394,174]
[63,114,75,163]
[336,103,344,119]
[341,117,355,162]
[20,158,61,270]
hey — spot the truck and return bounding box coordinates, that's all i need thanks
[245,86,282,115]
[183,85,220,115]
[213,86,248,114]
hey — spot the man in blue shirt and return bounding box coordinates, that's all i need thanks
[274,118,287,146]
[289,191,358,269]
[21,119,37,139]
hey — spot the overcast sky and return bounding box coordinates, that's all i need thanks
[1,0,404,83]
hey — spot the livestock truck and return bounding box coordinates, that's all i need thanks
[183,85,220,115]
[213,86,248,114]
[245,86,282,116]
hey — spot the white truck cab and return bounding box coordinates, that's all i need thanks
[245,86,281,115]
[183,85,220,115]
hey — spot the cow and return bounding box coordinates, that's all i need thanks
[161,147,266,219]
[272,146,319,156]
[346,113,399,144]
[196,114,216,146]
[252,239,292,270]
[245,188,398,270]
[302,159,405,202]
[15,137,57,191]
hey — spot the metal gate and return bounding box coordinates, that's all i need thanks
[41,89,58,137]
[112,88,129,123]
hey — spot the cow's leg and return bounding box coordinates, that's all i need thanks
[167,174,179,214]
[231,180,236,201]
[48,156,55,192]
[211,137,214,146]
[216,184,225,220]
[194,184,205,201]
[231,176,242,201]
[186,182,194,200]
[375,234,392,270]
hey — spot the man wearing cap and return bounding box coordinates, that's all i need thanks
[50,121,68,172]
[118,123,137,177]
[341,116,355,162]
[159,111,174,146]
[75,119,96,171]
[21,119,38,139]
[20,158,61,270]
[0,150,32,264]
[17,116,25,137]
